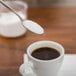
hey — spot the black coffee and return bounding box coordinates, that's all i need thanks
[31,47,60,60]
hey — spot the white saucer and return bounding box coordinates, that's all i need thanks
[19,54,76,76]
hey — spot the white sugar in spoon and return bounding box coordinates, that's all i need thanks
[0,0,44,34]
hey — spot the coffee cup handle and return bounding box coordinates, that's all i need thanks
[19,54,36,76]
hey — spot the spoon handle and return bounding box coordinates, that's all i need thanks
[0,0,23,22]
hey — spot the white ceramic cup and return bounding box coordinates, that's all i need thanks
[20,40,64,76]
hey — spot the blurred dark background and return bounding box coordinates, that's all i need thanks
[23,0,76,7]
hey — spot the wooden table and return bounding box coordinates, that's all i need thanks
[0,7,76,76]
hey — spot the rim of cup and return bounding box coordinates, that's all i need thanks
[27,40,65,63]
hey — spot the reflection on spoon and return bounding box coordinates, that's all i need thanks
[23,20,44,34]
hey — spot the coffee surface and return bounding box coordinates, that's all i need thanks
[31,47,60,60]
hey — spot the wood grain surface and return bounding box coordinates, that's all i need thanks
[0,7,76,76]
